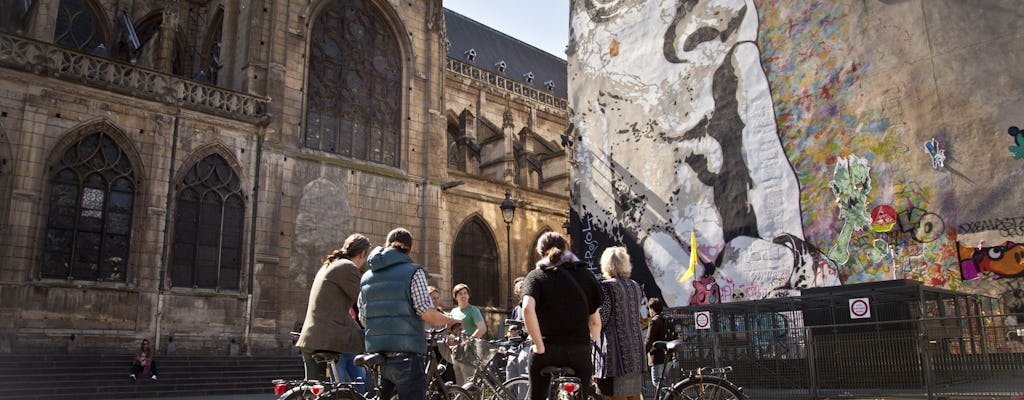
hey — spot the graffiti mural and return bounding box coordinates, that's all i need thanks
[1009,126,1024,160]
[827,155,872,265]
[924,138,946,169]
[568,0,838,306]
[959,241,1024,280]
[568,0,1023,309]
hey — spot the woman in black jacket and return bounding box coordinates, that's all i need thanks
[521,232,603,400]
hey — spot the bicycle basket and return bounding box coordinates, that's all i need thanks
[452,336,499,369]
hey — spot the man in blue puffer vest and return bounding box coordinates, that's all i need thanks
[359,228,462,400]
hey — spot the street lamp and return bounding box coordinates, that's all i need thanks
[500,190,516,311]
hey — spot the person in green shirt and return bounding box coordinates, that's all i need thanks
[450,283,487,338]
[450,283,487,384]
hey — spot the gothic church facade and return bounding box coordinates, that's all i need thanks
[0,0,569,354]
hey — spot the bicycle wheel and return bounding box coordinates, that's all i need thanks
[445,385,475,400]
[670,377,744,400]
[499,376,529,400]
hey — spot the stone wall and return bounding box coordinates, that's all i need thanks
[0,0,571,354]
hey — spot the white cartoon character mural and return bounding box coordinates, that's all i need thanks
[568,0,839,306]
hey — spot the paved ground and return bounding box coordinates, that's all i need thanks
[134,395,278,400]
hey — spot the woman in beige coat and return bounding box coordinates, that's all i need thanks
[296,234,371,383]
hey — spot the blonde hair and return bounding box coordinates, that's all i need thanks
[599,246,632,279]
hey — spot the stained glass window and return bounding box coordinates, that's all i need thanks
[304,0,402,167]
[42,131,134,281]
[171,154,244,291]
[54,0,105,54]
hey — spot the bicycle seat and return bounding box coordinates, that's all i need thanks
[653,339,683,352]
[540,366,576,377]
[353,353,385,368]
[311,351,341,364]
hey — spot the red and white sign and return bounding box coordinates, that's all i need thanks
[695,311,711,330]
[849,298,871,319]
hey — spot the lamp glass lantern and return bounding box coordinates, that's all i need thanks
[500,190,516,310]
[500,191,516,224]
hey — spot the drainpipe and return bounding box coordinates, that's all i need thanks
[154,108,181,352]
[243,125,265,353]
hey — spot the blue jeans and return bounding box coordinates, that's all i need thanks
[379,352,426,400]
[329,353,367,394]
[651,363,664,388]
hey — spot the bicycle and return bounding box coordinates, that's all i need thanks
[650,339,747,400]
[451,321,597,400]
[274,325,470,400]
[499,365,600,400]
[425,325,473,400]
[272,350,383,400]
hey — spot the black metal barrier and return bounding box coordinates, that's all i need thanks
[660,311,1024,399]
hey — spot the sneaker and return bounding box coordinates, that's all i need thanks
[130,374,136,382]
[150,375,158,381]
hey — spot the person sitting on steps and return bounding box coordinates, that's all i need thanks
[130,339,158,381]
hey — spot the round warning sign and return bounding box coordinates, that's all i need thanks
[695,311,711,329]
[849,298,871,319]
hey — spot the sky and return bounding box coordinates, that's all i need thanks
[443,0,570,59]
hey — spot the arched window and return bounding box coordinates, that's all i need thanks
[304,0,402,167]
[170,153,244,291]
[54,0,107,55]
[451,217,500,308]
[42,131,135,282]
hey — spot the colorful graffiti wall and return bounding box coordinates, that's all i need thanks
[567,0,1024,310]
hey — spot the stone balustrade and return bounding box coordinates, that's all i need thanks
[446,57,568,110]
[0,32,269,124]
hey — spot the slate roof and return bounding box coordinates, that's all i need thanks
[443,8,568,99]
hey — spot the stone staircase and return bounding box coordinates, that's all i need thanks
[0,353,303,399]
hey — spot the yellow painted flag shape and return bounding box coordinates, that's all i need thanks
[679,230,697,283]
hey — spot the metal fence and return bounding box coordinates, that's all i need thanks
[661,313,1024,399]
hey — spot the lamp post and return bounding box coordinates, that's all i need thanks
[500,190,516,311]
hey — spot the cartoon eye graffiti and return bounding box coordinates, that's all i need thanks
[989,247,1005,260]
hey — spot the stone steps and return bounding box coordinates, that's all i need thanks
[0,353,303,400]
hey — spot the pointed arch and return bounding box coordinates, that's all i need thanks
[302,0,410,168]
[451,215,501,308]
[41,120,140,282]
[174,142,247,188]
[169,149,245,291]
[54,0,109,55]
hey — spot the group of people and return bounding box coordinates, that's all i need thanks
[521,232,673,400]
[272,227,677,400]
[121,227,674,398]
